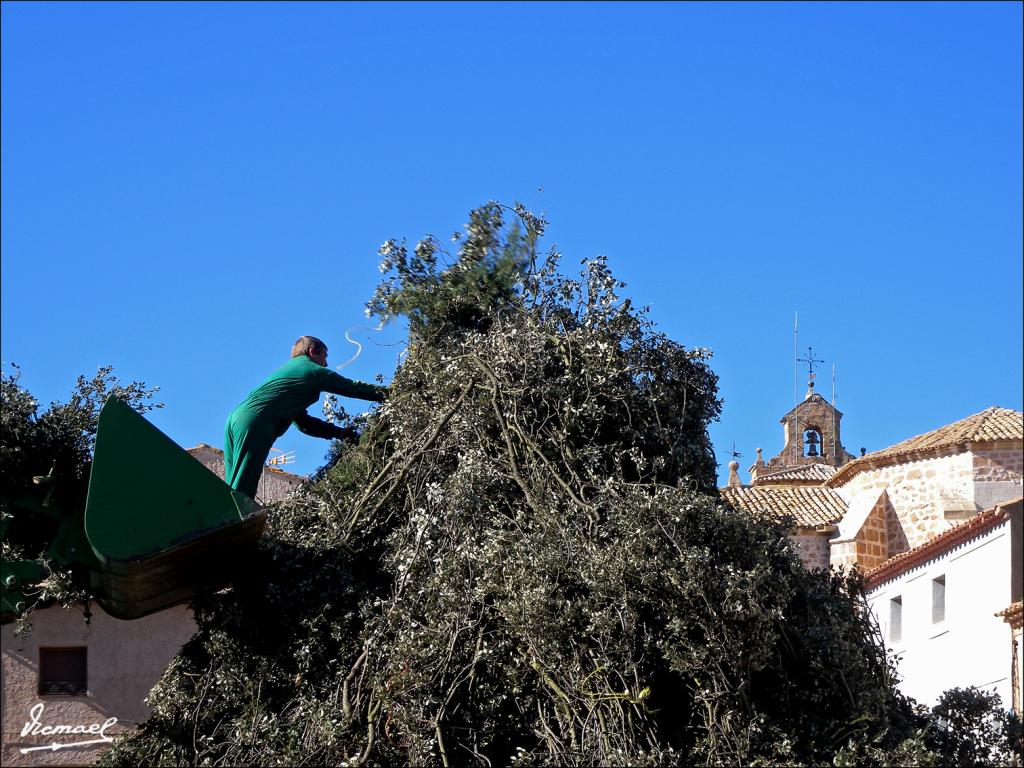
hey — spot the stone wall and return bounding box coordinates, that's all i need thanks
[854,494,889,571]
[835,445,1023,552]
[830,539,857,570]
[885,494,909,555]
[770,391,855,470]
[789,530,830,570]
[834,452,975,550]
[973,442,1023,510]
[829,490,889,571]
[974,443,1023,480]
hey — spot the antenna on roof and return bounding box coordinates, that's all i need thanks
[793,311,798,409]
[266,448,296,468]
[731,442,743,460]
[832,363,837,461]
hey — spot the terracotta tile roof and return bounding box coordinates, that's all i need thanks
[828,407,1022,486]
[755,464,837,484]
[864,496,1022,589]
[263,465,306,483]
[720,485,847,528]
[188,442,224,456]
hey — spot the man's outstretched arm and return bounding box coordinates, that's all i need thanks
[319,369,388,403]
[294,412,350,440]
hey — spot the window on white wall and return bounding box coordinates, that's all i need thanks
[890,596,903,643]
[932,575,946,624]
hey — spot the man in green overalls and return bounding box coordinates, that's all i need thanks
[224,335,387,499]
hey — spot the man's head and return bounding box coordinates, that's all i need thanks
[291,336,328,366]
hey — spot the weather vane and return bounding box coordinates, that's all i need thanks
[797,346,824,380]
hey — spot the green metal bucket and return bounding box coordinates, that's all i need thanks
[84,397,266,619]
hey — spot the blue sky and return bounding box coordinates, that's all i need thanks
[2,1,1021,486]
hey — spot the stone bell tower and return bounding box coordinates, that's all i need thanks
[749,377,856,481]
[778,378,855,468]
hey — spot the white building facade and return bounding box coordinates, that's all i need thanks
[864,499,1022,708]
[723,403,1024,712]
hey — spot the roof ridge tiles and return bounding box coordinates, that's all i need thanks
[827,407,1022,487]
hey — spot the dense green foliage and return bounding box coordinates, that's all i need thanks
[15,204,1009,766]
[932,686,1023,766]
[1,364,161,505]
[366,201,539,344]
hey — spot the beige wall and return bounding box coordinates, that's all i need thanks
[1,604,196,766]
[834,444,1023,553]
[789,531,831,570]
[829,494,888,572]
[830,539,858,571]
[834,452,975,550]
[973,442,1024,510]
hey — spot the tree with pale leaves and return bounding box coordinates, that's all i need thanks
[101,205,1018,767]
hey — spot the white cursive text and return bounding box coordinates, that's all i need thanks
[19,703,118,753]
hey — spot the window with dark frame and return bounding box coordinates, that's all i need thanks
[889,596,902,643]
[38,647,87,695]
[932,575,946,624]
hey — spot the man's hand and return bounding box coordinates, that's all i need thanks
[333,425,359,442]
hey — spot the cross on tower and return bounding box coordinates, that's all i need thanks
[797,346,824,380]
